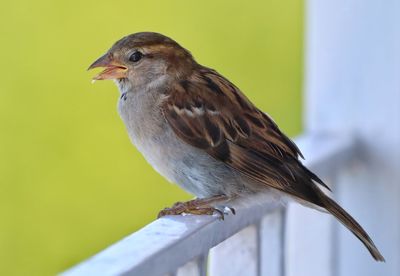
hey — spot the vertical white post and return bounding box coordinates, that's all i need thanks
[209,210,285,276]
[176,254,208,276]
[285,178,335,276]
[209,225,258,276]
[305,1,400,276]
[259,208,285,276]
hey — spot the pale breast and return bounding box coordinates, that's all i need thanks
[117,90,247,198]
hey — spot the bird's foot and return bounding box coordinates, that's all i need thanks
[157,195,235,220]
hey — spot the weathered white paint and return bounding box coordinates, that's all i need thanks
[259,208,285,276]
[209,225,258,276]
[304,0,400,275]
[175,254,207,276]
[209,208,286,276]
[60,191,281,276]
[61,134,356,276]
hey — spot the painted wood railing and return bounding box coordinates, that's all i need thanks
[62,133,356,276]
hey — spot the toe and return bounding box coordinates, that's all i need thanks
[172,201,184,208]
[157,207,183,218]
[213,208,225,220]
[226,206,236,215]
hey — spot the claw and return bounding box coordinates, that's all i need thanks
[213,208,225,220]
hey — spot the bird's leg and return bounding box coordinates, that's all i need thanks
[158,195,235,219]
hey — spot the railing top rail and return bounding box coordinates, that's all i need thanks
[62,132,357,276]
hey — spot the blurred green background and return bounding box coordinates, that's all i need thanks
[0,1,303,275]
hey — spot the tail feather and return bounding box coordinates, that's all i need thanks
[313,187,385,262]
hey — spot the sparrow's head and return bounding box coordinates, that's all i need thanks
[88,32,196,88]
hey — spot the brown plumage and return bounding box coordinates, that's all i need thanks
[89,32,384,261]
[162,66,384,261]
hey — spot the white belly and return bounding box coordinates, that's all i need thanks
[117,90,246,198]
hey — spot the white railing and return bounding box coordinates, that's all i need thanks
[62,133,356,276]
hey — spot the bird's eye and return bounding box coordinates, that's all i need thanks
[129,51,143,62]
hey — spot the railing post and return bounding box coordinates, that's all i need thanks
[209,225,259,276]
[209,208,285,276]
[258,208,286,276]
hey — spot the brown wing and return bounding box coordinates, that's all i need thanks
[161,68,385,261]
[161,67,329,202]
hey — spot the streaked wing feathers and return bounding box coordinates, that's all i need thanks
[161,67,330,196]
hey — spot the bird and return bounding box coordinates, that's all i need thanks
[88,32,384,261]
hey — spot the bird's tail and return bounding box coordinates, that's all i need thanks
[313,187,385,262]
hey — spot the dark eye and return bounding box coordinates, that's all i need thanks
[129,51,143,62]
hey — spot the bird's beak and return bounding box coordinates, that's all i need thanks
[88,53,128,80]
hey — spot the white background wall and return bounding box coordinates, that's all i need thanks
[287,1,400,275]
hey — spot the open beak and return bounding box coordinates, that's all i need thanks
[88,53,128,80]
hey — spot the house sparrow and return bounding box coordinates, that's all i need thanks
[88,32,384,261]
